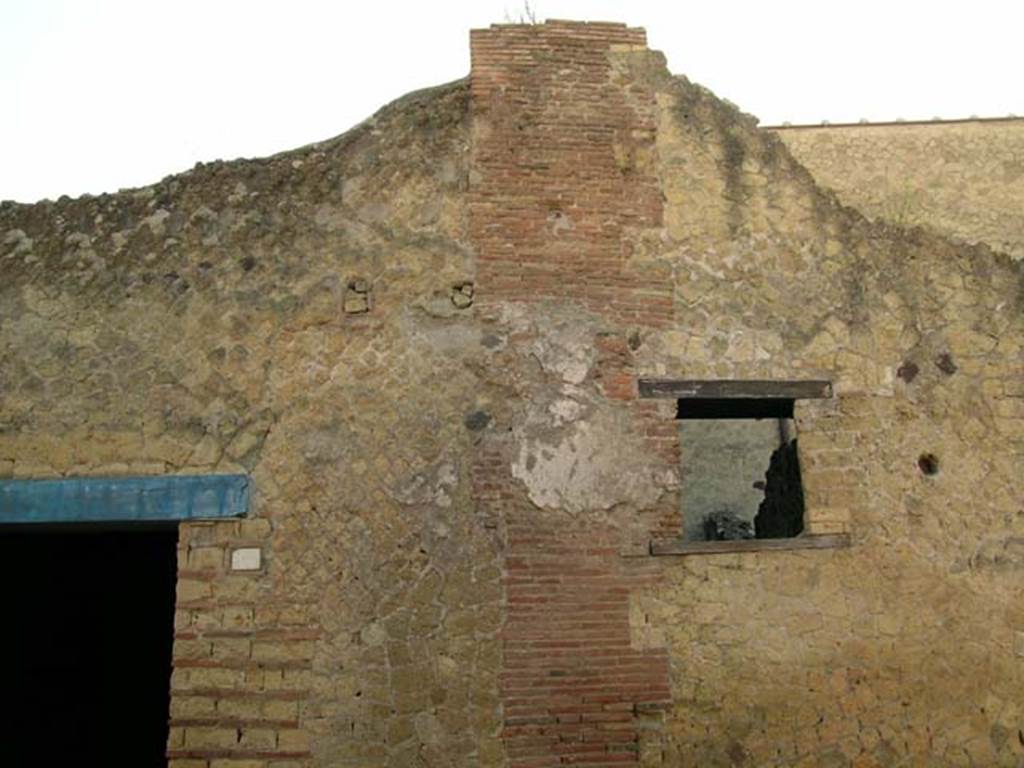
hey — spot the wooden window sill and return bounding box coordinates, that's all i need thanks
[650,533,850,556]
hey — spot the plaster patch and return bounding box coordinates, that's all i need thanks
[512,402,672,513]
[141,209,171,236]
[529,321,596,384]
[408,316,482,351]
[548,398,583,426]
[392,460,459,508]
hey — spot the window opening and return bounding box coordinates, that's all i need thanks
[677,397,804,542]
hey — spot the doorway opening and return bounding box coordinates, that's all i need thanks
[0,524,178,766]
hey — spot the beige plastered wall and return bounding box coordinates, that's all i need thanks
[773,118,1024,261]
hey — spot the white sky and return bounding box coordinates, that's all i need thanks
[2,0,1021,203]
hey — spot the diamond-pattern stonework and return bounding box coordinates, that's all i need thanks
[2,20,1022,768]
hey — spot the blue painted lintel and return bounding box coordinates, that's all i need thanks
[0,474,249,524]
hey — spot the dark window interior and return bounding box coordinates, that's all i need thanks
[676,398,805,541]
[676,397,794,420]
[0,525,178,766]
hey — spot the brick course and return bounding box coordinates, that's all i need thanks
[470,22,678,765]
[470,22,672,329]
[170,520,315,766]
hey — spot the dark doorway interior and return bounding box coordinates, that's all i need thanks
[0,526,178,766]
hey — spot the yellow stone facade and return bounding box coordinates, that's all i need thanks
[1,21,1022,768]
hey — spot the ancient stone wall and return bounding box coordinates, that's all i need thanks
[1,80,506,767]
[1,19,1023,768]
[639,60,1022,767]
[774,118,1024,260]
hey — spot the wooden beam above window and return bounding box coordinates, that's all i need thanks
[638,379,833,400]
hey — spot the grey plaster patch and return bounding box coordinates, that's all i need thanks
[392,460,459,509]
[407,315,482,353]
[141,209,171,235]
[529,320,596,385]
[413,292,460,319]
[970,536,1024,571]
[4,228,33,256]
[511,397,673,514]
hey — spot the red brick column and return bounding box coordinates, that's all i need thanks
[470,22,676,766]
[470,21,673,327]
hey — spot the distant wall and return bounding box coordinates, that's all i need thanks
[773,118,1024,260]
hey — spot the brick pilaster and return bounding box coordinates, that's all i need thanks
[470,21,676,766]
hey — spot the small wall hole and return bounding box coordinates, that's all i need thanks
[918,453,940,476]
